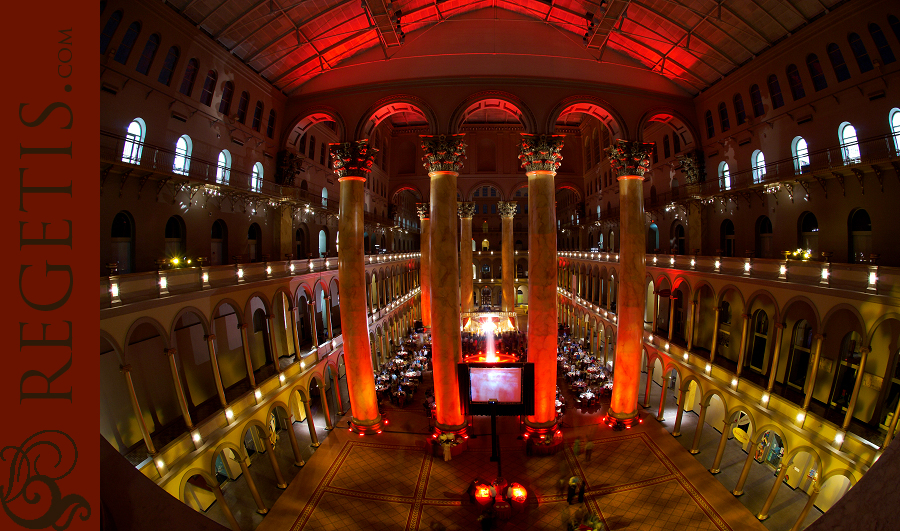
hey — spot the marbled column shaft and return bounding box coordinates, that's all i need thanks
[421,135,467,433]
[526,171,558,427]
[519,134,564,430]
[418,204,432,329]
[459,203,476,313]
[499,201,516,313]
[606,141,652,424]
[332,140,382,432]
[429,173,465,430]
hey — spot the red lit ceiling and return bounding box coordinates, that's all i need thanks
[167,0,843,96]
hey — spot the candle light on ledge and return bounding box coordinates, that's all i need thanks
[192,431,201,443]
[254,389,262,400]
[761,393,769,405]
[796,411,805,423]
[705,363,711,374]
[279,373,286,383]
[225,408,234,420]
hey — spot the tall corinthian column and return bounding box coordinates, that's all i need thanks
[417,203,432,330]
[606,140,653,427]
[520,134,564,433]
[458,203,477,313]
[330,140,382,434]
[498,201,517,314]
[422,134,468,435]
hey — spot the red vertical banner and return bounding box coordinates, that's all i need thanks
[2,2,98,530]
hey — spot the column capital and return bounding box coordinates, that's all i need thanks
[676,150,704,185]
[775,322,785,330]
[416,203,430,220]
[497,201,517,218]
[420,134,466,173]
[164,348,176,356]
[458,202,477,219]
[205,334,216,341]
[814,333,825,341]
[239,323,248,330]
[859,346,871,355]
[518,134,564,173]
[742,313,750,320]
[606,139,653,179]
[329,140,377,181]
[120,364,132,373]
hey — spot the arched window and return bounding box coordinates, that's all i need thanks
[110,211,134,273]
[891,15,900,44]
[179,58,198,96]
[135,34,159,75]
[247,223,262,262]
[705,110,715,138]
[721,219,735,257]
[799,212,818,255]
[718,161,731,189]
[673,224,685,254]
[766,75,784,109]
[252,101,264,131]
[251,162,263,192]
[733,93,746,125]
[318,230,327,257]
[890,108,900,153]
[157,46,179,86]
[592,129,600,164]
[785,320,813,393]
[752,150,766,183]
[748,310,769,372]
[100,10,122,54]
[718,102,730,132]
[647,223,659,253]
[210,219,227,266]
[839,122,860,164]
[663,135,670,159]
[216,150,231,184]
[199,70,217,106]
[164,215,186,259]
[827,43,851,81]
[829,332,863,412]
[121,118,145,164]
[749,84,765,117]
[321,187,328,207]
[848,209,871,263]
[218,81,234,115]
[785,64,805,100]
[868,23,896,65]
[308,136,316,159]
[173,135,192,175]
[806,54,828,91]
[847,32,874,73]
[792,136,810,173]
[673,133,680,153]
[267,110,276,138]
[236,92,249,124]
[113,21,140,65]
[756,216,773,258]
[319,143,326,165]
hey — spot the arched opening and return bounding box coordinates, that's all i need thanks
[720,219,735,257]
[848,209,871,263]
[211,219,227,266]
[247,223,262,262]
[110,211,135,273]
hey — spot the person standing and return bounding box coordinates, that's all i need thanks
[584,441,594,462]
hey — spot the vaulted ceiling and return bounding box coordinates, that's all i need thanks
[167,0,845,95]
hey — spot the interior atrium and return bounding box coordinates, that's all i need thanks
[99,0,900,529]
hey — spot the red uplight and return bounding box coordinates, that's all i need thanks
[359,433,364,436]
[463,435,469,439]
[384,420,389,425]
[523,433,529,439]
[510,483,527,503]
[475,485,492,505]
[432,434,437,438]
[377,430,382,434]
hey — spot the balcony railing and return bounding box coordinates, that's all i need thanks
[101,253,420,309]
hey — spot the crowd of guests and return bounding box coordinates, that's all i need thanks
[557,335,613,409]
[374,336,431,408]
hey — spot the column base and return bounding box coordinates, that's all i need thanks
[656,415,664,422]
[350,416,384,435]
[256,508,269,515]
[602,413,642,431]
[523,425,564,456]
[690,449,700,454]
[294,460,305,467]
[276,483,287,489]
[733,490,743,497]
[672,431,681,437]
[710,468,720,474]
[757,514,769,521]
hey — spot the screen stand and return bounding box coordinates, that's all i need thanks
[489,400,501,478]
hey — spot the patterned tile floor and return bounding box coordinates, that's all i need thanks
[253,373,768,531]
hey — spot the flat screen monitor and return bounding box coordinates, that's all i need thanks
[469,367,523,404]
[457,362,534,416]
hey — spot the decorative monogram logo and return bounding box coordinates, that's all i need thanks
[1,430,90,530]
